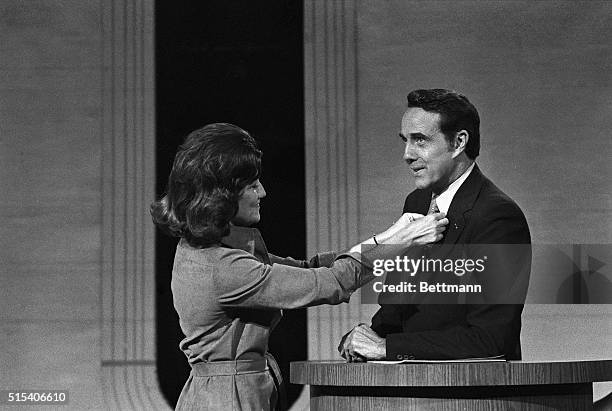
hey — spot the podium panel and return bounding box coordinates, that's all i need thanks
[291,360,612,410]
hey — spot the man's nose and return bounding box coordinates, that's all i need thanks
[403,142,416,162]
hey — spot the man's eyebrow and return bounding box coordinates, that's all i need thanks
[399,132,430,141]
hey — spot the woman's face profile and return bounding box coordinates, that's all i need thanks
[232,179,266,226]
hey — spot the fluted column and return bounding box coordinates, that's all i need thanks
[100,0,168,408]
[304,0,363,361]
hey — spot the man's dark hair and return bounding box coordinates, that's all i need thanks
[150,123,262,247]
[407,89,480,159]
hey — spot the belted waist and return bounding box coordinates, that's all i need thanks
[190,358,268,376]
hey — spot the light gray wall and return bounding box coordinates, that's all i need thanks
[356,0,612,245]
[0,1,165,409]
[0,1,105,408]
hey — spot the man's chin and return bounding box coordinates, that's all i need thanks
[414,178,431,190]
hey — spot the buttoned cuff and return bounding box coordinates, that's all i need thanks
[338,243,393,270]
[385,333,417,361]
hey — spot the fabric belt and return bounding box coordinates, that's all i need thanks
[190,353,286,410]
[190,358,268,376]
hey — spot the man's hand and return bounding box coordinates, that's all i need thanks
[338,324,386,362]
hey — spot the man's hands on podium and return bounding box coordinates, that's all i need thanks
[338,324,386,362]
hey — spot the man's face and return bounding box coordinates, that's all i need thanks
[400,107,457,192]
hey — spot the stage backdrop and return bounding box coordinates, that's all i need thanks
[1,1,610,410]
[0,0,167,409]
[304,0,612,404]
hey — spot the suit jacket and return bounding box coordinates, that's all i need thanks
[371,164,531,360]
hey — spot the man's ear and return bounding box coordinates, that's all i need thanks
[452,130,469,158]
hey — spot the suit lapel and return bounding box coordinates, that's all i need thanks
[440,164,485,245]
[403,165,485,245]
[404,188,432,215]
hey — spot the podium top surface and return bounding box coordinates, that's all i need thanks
[290,360,612,387]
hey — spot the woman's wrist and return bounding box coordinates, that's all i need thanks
[348,222,407,254]
[349,234,379,254]
[375,227,395,244]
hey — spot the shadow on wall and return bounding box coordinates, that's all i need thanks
[154,0,306,407]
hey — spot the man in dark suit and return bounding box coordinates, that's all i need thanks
[339,89,531,361]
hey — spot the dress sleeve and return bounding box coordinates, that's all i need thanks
[268,251,337,269]
[214,249,371,309]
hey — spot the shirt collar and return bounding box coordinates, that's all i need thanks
[221,224,269,258]
[434,162,475,215]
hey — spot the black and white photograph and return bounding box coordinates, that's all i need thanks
[1,1,611,410]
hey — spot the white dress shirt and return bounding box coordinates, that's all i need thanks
[433,163,475,214]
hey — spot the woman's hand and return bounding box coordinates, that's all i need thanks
[348,212,449,254]
[378,212,448,247]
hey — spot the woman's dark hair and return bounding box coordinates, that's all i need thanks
[151,123,262,247]
[407,89,480,159]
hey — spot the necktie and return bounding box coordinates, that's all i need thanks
[426,194,442,247]
[427,194,439,215]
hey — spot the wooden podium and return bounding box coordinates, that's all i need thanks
[290,360,612,410]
